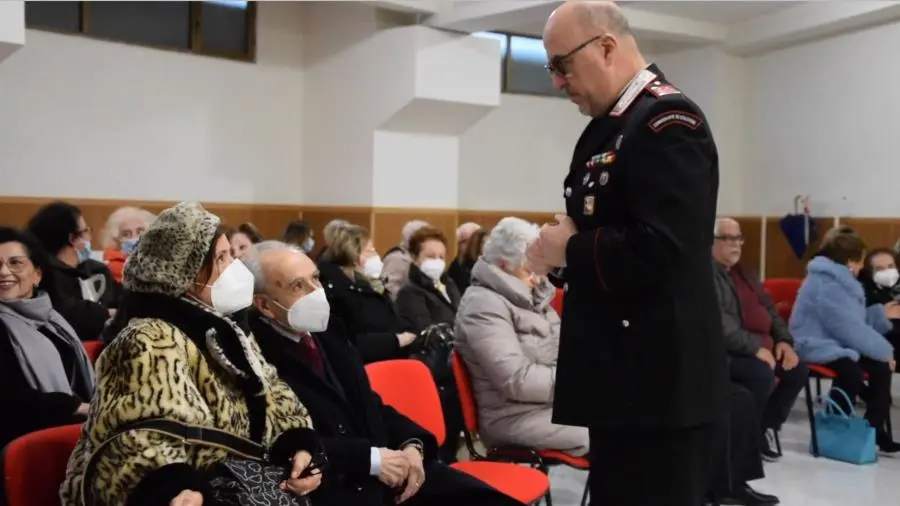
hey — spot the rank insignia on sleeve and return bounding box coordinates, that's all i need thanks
[648,110,703,133]
[583,195,595,216]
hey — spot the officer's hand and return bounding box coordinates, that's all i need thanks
[526,238,553,276]
[538,215,577,267]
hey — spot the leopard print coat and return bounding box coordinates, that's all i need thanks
[59,313,314,506]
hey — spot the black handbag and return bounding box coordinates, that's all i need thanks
[411,322,455,384]
[81,419,312,506]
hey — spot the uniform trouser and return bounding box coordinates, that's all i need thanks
[711,383,766,497]
[589,422,721,506]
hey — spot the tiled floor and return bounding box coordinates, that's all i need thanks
[546,377,900,506]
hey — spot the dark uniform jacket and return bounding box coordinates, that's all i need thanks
[250,313,438,506]
[552,64,728,430]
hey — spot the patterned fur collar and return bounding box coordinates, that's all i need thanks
[121,291,268,395]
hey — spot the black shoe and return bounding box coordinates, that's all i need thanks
[760,429,782,462]
[877,437,900,453]
[734,484,780,505]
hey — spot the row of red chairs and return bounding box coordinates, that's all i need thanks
[4,360,553,506]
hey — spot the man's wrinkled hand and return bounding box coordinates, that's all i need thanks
[377,449,410,489]
[396,447,425,503]
[538,214,577,268]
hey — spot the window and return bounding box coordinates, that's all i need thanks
[23,1,256,62]
[470,31,564,99]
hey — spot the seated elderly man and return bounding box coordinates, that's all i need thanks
[243,241,523,506]
[382,220,430,299]
[712,218,808,462]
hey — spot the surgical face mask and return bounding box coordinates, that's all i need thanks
[208,260,255,315]
[274,287,330,334]
[78,241,92,263]
[362,255,384,279]
[874,268,900,288]
[302,238,315,253]
[419,259,446,281]
[120,237,139,256]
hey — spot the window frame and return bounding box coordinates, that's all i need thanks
[472,30,563,99]
[25,1,257,63]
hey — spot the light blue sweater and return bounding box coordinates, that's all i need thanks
[789,256,894,364]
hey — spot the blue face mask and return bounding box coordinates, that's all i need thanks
[302,238,315,253]
[78,241,92,263]
[120,237,139,256]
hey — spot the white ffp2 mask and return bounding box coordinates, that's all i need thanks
[419,259,446,281]
[275,287,330,334]
[208,260,255,315]
[874,268,900,289]
[362,256,384,279]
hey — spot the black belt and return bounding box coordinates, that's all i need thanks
[117,418,267,460]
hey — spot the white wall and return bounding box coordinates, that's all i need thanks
[0,2,305,204]
[458,93,587,212]
[0,1,24,63]
[746,20,900,217]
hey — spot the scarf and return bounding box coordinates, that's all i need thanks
[0,292,96,398]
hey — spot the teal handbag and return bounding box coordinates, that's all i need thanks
[811,387,877,464]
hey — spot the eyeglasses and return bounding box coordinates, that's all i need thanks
[715,235,745,245]
[0,256,32,273]
[545,35,602,77]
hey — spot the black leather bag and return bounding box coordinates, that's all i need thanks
[82,419,310,506]
[411,323,455,384]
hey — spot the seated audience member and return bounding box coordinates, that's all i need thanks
[858,247,900,360]
[246,242,522,506]
[320,224,416,363]
[26,202,120,341]
[455,217,588,456]
[317,218,349,262]
[382,220,430,299]
[101,206,156,283]
[0,227,95,451]
[448,225,486,294]
[227,221,263,259]
[790,227,900,452]
[712,218,807,461]
[395,226,461,333]
[60,202,323,506]
[283,219,316,253]
[710,382,779,506]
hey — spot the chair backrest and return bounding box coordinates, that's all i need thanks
[550,288,564,315]
[4,424,82,506]
[762,278,803,321]
[450,351,479,433]
[82,340,104,364]
[365,360,446,445]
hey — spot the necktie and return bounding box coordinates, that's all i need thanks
[298,332,325,377]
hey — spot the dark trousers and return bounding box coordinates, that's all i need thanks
[711,384,765,496]
[825,356,893,435]
[408,461,525,506]
[730,355,808,432]
[589,423,720,506]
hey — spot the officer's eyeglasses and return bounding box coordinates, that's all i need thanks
[715,235,745,245]
[0,256,32,274]
[545,35,603,77]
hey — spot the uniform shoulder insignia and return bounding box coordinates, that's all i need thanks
[609,69,657,117]
[647,110,703,133]
[646,81,681,97]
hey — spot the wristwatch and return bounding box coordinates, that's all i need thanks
[400,439,425,458]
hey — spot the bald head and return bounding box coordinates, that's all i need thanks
[543,1,645,117]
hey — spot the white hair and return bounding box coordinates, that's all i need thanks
[401,220,430,250]
[102,206,157,249]
[714,217,739,236]
[242,240,303,294]
[323,219,349,246]
[456,222,482,243]
[482,217,540,270]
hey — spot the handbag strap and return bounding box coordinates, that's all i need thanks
[824,387,857,418]
[81,418,267,506]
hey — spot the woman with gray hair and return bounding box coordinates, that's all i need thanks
[454,217,588,456]
[102,206,156,284]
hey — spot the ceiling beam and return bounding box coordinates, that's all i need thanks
[727,1,900,55]
[359,0,445,15]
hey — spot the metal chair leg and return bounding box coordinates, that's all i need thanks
[580,472,590,506]
[805,378,820,457]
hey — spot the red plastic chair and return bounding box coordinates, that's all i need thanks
[82,340,104,364]
[550,288,564,315]
[762,278,803,321]
[450,351,589,506]
[365,360,550,505]
[4,424,82,506]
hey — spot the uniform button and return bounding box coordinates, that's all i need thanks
[336,424,347,434]
[563,282,569,293]
[622,320,630,328]
[355,486,364,492]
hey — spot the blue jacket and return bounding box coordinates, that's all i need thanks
[790,256,894,364]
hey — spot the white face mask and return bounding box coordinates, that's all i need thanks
[274,287,330,334]
[874,268,900,288]
[420,259,446,281]
[362,255,384,279]
[208,260,255,315]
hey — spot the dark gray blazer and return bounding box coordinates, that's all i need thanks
[713,261,793,356]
